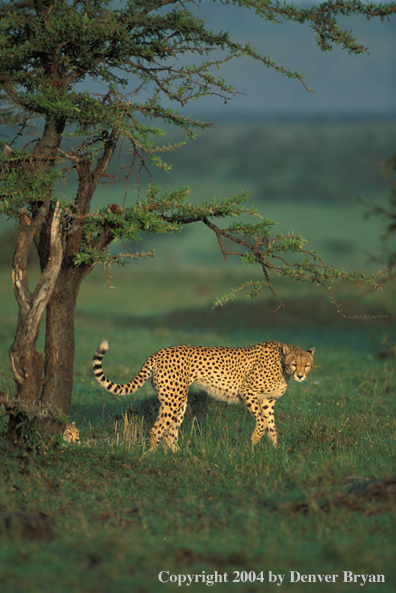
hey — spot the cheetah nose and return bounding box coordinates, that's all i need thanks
[297,373,304,379]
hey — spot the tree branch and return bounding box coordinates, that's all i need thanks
[93,128,120,184]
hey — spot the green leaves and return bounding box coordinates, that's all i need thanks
[0,144,63,216]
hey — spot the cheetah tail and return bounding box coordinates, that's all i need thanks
[92,341,150,396]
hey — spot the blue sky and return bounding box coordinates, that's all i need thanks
[176,1,396,117]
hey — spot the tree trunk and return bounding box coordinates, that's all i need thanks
[7,204,64,446]
[38,269,84,435]
[5,121,116,446]
[6,349,45,448]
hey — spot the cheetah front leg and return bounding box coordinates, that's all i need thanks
[239,389,267,446]
[259,398,278,448]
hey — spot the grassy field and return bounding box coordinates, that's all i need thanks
[0,264,395,592]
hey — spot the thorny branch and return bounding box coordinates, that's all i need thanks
[199,217,386,318]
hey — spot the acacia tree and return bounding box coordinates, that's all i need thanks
[0,0,393,446]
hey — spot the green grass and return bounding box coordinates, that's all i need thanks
[0,265,395,592]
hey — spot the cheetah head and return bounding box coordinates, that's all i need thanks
[282,346,315,382]
[63,422,80,444]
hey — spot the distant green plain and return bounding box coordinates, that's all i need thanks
[1,117,395,272]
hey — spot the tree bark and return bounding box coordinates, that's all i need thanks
[7,203,64,446]
[38,268,86,435]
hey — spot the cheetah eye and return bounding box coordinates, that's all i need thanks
[290,363,296,369]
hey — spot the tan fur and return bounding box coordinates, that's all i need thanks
[62,422,80,444]
[93,340,314,451]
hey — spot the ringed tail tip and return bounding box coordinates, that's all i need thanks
[94,341,109,357]
[100,340,109,352]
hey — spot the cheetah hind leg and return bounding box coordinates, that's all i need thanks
[149,395,188,452]
[163,400,187,453]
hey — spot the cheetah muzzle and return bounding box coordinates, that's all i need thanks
[93,340,315,451]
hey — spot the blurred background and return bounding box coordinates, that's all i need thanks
[1,1,395,274]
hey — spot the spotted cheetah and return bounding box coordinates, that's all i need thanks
[62,422,80,444]
[93,340,314,451]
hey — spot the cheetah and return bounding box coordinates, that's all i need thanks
[93,340,314,451]
[62,422,80,444]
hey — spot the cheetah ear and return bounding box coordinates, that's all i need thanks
[282,345,290,355]
[307,347,315,356]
